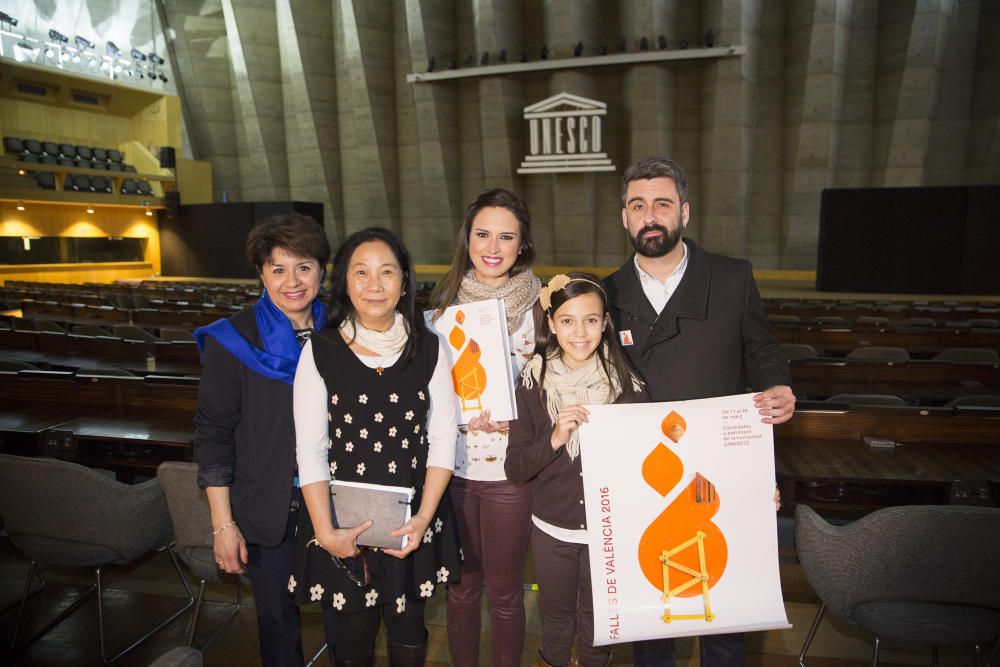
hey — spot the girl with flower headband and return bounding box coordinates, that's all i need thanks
[430,188,544,667]
[506,271,647,667]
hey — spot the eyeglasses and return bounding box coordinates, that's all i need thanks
[331,554,369,588]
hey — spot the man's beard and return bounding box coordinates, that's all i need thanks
[632,223,682,258]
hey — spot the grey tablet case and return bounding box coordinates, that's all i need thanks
[329,481,415,549]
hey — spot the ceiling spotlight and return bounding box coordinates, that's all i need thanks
[148,53,164,65]
[131,48,146,61]
[0,11,19,27]
[145,208,153,216]
[158,73,168,83]
[13,42,38,63]
[44,46,55,59]
[61,51,71,62]
[16,201,25,211]
[106,41,121,56]
[18,169,25,175]
[86,207,95,214]
[100,59,111,72]
[113,64,122,74]
[72,53,81,63]
[75,35,95,50]
[48,29,69,44]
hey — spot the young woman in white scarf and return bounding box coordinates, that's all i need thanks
[430,189,543,667]
[505,273,647,667]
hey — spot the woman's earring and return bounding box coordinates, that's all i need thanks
[401,289,407,296]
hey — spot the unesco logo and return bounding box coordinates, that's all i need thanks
[517,92,615,174]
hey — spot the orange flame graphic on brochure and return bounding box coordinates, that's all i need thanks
[637,411,728,601]
[448,309,487,412]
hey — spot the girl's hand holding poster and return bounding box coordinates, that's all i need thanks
[579,393,789,645]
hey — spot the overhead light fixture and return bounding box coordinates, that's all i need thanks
[158,72,168,83]
[0,11,19,28]
[13,41,38,63]
[130,48,146,61]
[145,208,153,216]
[17,168,25,175]
[106,40,121,56]
[148,53,164,65]
[48,29,68,44]
[86,207,95,214]
[16,201,25,211]
[75,35,95,50]
[44,46,55,59]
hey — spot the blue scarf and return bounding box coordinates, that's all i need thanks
[194,291,327,385]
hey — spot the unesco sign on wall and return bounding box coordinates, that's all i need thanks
[517,92,616,174]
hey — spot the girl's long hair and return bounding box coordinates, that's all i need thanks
[430,188,535,317]
[325,227,427,366]
[534,271,641,400]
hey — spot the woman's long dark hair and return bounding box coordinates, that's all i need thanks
[325,227,428,366]
[534,271,641,401]
[430,188,536,317]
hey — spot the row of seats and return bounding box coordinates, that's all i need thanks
[768,314,1000,329]
[8,319,196,343]
[822,393,1000,409]
[4,136,132,169]
[781,343,1000,364]
[30,172,154,195]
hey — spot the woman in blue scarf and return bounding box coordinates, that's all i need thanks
[194,213,332,665]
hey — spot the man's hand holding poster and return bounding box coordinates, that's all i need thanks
[579,393,789,645]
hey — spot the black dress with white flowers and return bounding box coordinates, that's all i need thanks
[290,328,462,614]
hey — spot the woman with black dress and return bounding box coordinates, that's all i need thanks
[292,227,462,666]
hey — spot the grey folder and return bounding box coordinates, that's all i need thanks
[330,481,415,550]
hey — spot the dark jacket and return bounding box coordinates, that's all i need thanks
[194,308,297,547]
[506,380,647,531]
[604,239,790,402]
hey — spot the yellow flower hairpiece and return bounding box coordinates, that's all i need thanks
[539,274,606,311]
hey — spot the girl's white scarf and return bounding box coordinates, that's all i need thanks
[521,349,620,461]
[340,313,408,357]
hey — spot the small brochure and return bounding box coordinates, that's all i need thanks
[329,480,415,550]
[426,298,518,424]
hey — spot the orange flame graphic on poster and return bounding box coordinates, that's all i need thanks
[637,410,728,623]
[448,310,487,412]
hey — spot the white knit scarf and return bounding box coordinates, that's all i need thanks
[457,268,541,331]
[340,313,408,357]
[521,349,621,461]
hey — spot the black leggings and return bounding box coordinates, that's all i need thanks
[333,600,427,660]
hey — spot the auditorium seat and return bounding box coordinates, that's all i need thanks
[69,174,92,192]
[894,317,937,328]
[137,180,154,196]
[160,327,196,343]
[72,324,112,337]
[57,157,75,167]
[124,164,137,173]
[40,155,58,166]
[76,145,93,162]
[34,172,56,189]
[846,346,909,364]
[933,348,1000,364]
[780,343,819,360]
[3,136,25,154]
[20,153,40,164]
[967,318,999,328]
[827,393,908,407]
[121,178,140,194]
[813,315,847,327]
[58,143,76,159]
[23,138,42,156]
[41,140,59,157]
[92,147,108,162]
[90,175,113,193]
[33,319,68,334]
[855,316,891,327]
[945,395,1000,409]
[768,314,800,325]
[113,324,162,343]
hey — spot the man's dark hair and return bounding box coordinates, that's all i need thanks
[621,157,689,205]
[245,213,331,271]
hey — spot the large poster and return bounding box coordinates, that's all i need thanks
[426,299,517,424]
[579,393,789,645]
